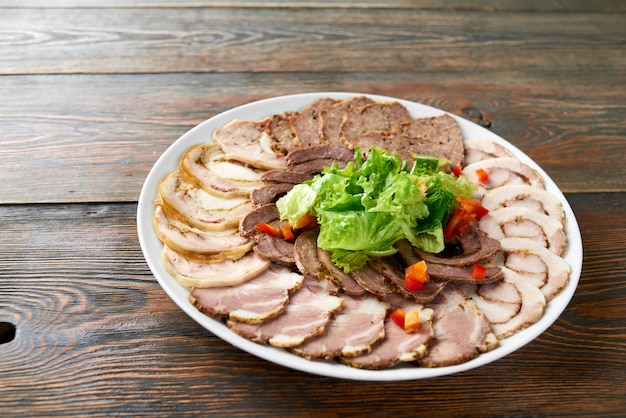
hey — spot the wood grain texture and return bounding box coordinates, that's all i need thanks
[0,194,624,416]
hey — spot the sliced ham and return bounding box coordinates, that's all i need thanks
[479,207,567,256]
[496,237,570,301]
[463,138,512,166]
[179,143,265,198]
[481,184,565,222]
[318,96,375,145]
[189,264,303,323]
[290,98,338,148]
[292,293,389,359]
[213,118,287,170]
[339,101,412,145]
[158,171,255,231]
[462,157,544,198]
[162,246,270,288]
[227,277,343,348]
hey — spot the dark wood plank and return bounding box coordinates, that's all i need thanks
[0,73,624,204]
[0,8,624,76]
[0,193,624,416]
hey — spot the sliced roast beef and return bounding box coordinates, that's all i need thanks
[189,264,304,323]
[339,101,412,145]
[463,138,512,166]
[265,111,302,155]
[318,96,375,145]
[239,203,280,237]
[292,293,389,359]
[251,183,294,205]
[290,98,338,148]
[226,276,343,348]
[261,170,313,185]
[254,234,297,267]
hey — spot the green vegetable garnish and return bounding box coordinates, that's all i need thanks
[276,147,476,272]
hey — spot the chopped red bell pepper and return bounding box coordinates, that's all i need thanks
[404,260,429,292]
[291,212,318,230]
[390,309,406,329]
[256,222,282,238]
[475,168,489,182]
[475,205,490,220]
[444,209,467,238]
[472,264,487,280]
[452,164,463,177]
[404,310,420,333]
[280,224,295,241]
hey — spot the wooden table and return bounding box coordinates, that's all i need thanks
[1,1,625,416]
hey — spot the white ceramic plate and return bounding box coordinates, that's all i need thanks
[137,92,582,381]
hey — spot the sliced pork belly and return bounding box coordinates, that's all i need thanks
[463,138,512,166]
[292,293,389,359]
[189,264,303,323]
[265,111,302,155]
[479,207,567,256]
[496,237,570,301]
[153,206,253,262]
[481,184,564,222]
[341,304,434,370]
[227,277,343,348]
[290,97,338,148]
[318,96,375,145]
[179,143,265,198]
[462,157,544,198]
[418,285,498,368]
[162,246,270,288]
[213,118,287,170]
[339,101,412,145]
[470,267,546,339]
[158,171,255,231]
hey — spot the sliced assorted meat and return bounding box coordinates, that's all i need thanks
[251,183,294,206]
[227,277,343,348]
[318,96,375,145]
[317,247,367,296]
[239,203,280,237]
[158,171,255,231]
[463,138,512,166]
[341,304,434,370]
[162,246,270,288]
[153,206,253,262]
[189,264,303,323]
[414,227,501,267]
[290,98,338,148]
[495,237,570,301]
[481,184,565,222]
[213,118,287,170]
[265,111,302,155]
[286,145,355,167]
[294,229,322,281]
[350,264,397,297]
[292,293,389,359]
[179,143,265,198]
[462,157,544,198]
[470,267,546,339]
[479,207,567,256]
[288,158,350,176]
[418,285,498,368]
[261,170,313,184]
[254,234,296,267]
[339,101,412,145]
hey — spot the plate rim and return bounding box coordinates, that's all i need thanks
[137,92,583,381]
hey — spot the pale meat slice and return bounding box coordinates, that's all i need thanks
[462,157,544,198]
[179,143,265,198]
[418,285,498,368]
[158,171,255,231]
[292,293,389,359]
[153,206,253,261]
[227,277,343,347]
[339,101,412,145]
[213,118,287,170]
[481,184,565,223]
[341,303,434,370]
[290,98,338,148]
[479,206,567,256]
[463,138,512,166]
[162,246,270,288]
[189,264,304,323]
[318,96,375,146]
[495,237,570,301]
[470,267,546,339]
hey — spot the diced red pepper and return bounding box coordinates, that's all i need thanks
[404,310,420,333]
[256,222,282,238]
[444,209,467,238]
[291,212,318,230]
[280,224,295,241]
[404,260,429,292]
[475,168,489,182]
[390,309,406,329]
[452,164,463,177]
[472,264,487,280]
[475,205,490,220]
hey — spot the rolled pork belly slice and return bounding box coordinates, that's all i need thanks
[462,138,513,166]
[481,184,565,223]
[462,157,544,198]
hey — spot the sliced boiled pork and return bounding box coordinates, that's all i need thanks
[463,138,512,166]
[462,157,544,198]
[481,184,565,222]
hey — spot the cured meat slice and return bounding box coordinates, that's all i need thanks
[286,145,354,166]
[496,237,570,301]
[227,277,343,348]
[158,171,255,231]
[463,138,512,166]
[265,111,302,155]
[163,246,270,288]
[414,227,501,267]
[294,229,322,281]
[340,101,412,145]
[341,304,434,369]
[418,285,498,368]
[292,293,389,359]
[350,264,396,297]
[261,170,313,184]
[179,143,265,198]
[213,118,287,170]
[479,207,567,256]
[239,203,280,237]
[254,234,296,267]
[189,264,303,323]
[481,184,565,222]
[251,183,294,206]
[153,206,253,261]
[318,96,375,145]
[290,98,338,148]
[471,267,546,339]
[462,157,544,198]
[317,247,366,296]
